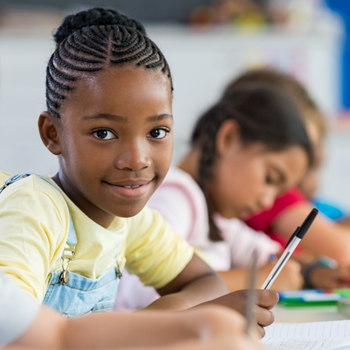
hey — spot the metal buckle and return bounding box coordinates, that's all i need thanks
[60,245,75,285]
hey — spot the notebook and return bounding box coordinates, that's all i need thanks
[262,320,350,350]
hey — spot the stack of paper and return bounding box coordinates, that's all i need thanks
[262,320,350,350]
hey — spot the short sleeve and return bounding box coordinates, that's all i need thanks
[0,272,40,346]
[245,188,307,232]
[0,179,68,301]
[147,185,193,240]
[125,206,194,289]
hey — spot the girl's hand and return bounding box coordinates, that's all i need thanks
[309,266,350,289]
[198,289,279,338]
[165,335,265,350]
[168,306,265,350]
[258,259,303,291]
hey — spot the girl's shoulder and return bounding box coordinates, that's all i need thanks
[0,172,69,227]
[150,166,208,219]
[160,167,205,201]
[148,167,209,242]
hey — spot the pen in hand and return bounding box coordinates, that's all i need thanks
[261,208,319,290]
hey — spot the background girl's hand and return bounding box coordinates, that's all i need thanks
[258,259,303,291]
[309,266,350,289]
[198,289,278,338]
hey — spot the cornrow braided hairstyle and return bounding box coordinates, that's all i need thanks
[46,7,172,118]
[191,83,314,241]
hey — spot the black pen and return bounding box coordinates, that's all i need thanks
[261,208,319,290]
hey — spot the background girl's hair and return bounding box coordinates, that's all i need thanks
[224,68,327,143]
[192,83,314,241]
[46,7,172,118]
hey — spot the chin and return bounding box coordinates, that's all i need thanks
[112,202,148,218]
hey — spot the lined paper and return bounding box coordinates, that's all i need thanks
[262,320,350,350]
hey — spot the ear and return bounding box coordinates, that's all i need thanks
[216,119,240,156]
[38,111,62,155]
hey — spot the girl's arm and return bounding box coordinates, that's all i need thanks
[8,304,255,349]
[145,254,278,338]
[271,203,350,265]
[217,259,303,292]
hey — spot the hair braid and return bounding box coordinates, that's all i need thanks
[73,30,108,54]
[46,8,173,118]
[59,44,103,65]
[81,26,106,46]
[194,103,234,241]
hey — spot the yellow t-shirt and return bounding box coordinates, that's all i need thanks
[0,172,194,301]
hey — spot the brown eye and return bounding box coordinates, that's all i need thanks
[148,128,168,139]
[93,129,115,140]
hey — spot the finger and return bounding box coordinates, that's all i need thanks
[340,272,350,284]
[256,324,266,339]
[255,307,275,328]
[256,290,279,309]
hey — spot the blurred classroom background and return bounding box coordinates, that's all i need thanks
[1,0,350,210]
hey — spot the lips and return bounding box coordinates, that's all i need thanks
[103,179,153,198]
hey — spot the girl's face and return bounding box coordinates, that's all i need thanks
[46,67,173,222]
[209,133,308,220]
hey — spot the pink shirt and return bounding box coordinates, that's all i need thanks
[115,167,281,311]
[245,188,307,248]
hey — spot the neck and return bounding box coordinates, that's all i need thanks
[52,171,115,228]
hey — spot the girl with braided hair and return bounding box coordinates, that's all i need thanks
[0,7,277,338]
[116,82,314,310]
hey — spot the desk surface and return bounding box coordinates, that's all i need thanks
[273,304,349,323]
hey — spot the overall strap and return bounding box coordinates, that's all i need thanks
[0,173,77,246]
[1,173,77,284]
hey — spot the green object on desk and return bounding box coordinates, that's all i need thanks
[278,289,350,307]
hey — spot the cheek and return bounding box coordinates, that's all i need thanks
[153,138,173,175]
[60,132,105,177]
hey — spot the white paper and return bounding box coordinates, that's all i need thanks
[262,320,350,350]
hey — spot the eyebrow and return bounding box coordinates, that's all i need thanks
[146,114,173,122]
[82,113,173,123]
[82,114,127,122]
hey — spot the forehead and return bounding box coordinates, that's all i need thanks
[60,67,172,120]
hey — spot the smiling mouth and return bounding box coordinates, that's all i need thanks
[103,179,153,198]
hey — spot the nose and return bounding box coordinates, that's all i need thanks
[257,187,277,212]
[114,141,151,171]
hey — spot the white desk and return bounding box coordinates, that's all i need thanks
[273,304,349,323]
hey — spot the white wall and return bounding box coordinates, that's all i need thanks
[0,21,349,209]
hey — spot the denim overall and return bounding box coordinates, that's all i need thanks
[0,173,121,317]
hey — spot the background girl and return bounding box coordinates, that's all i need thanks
[229,69,350,289]
[0,8,277,335]
[116,82,313,310]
